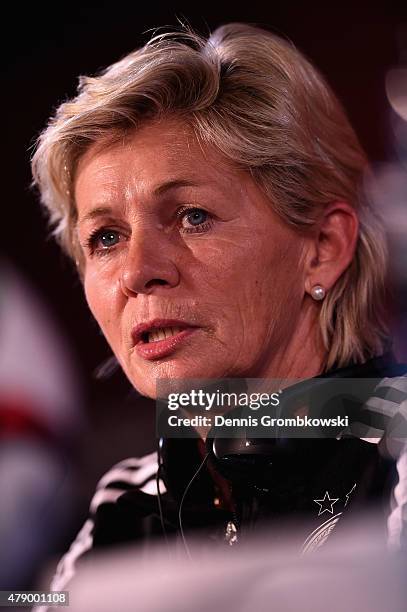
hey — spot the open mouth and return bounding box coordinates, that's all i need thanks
[140,326,186,344]
[133,320,198,360]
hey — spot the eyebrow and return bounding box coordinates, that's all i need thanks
[77,178,200,225]
[153,178,199,196]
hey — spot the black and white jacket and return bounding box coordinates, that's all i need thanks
[41,355,407,601]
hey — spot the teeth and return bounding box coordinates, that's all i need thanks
[148,327,182,343]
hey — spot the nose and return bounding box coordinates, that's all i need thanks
[120,231,180,296]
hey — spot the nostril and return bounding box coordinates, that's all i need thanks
[145,278,168,288]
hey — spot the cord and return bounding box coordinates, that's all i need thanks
[178,451,210,559]
[156,439,169,547]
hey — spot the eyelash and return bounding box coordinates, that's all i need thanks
[84,228,121,256]
[176,206,214,234]
[84,207,214,256]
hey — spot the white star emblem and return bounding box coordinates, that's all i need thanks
[313,491,339,516]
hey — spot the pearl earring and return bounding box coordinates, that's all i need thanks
[311,284,326,301]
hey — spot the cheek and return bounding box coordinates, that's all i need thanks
[233,242,304,335]
[190,229,303,329]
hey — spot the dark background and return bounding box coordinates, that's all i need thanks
[4,0,407,538]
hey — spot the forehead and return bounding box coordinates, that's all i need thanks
[74,117,239,206]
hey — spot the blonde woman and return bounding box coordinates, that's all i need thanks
[32,23,407,596]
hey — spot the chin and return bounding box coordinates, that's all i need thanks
[132,381,158,399]
[128,360,228,399]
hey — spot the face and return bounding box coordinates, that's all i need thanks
[75,118,307,398]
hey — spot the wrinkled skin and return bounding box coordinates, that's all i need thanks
[75,118,327,398]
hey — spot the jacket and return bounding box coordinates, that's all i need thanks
[46,354,407,594]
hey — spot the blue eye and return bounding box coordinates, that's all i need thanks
[185,209,208,226]
[86,228,121,254]
[99,230,120,248]
[179,208,213,233]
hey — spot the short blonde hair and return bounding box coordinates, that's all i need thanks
[31,22,389,370]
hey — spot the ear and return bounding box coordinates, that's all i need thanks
[304,202,359,297]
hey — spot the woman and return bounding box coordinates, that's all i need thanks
[31,23,407,593]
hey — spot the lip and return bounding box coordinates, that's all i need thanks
[132,319,199,361]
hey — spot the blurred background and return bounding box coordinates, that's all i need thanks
[2,0,407,589]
